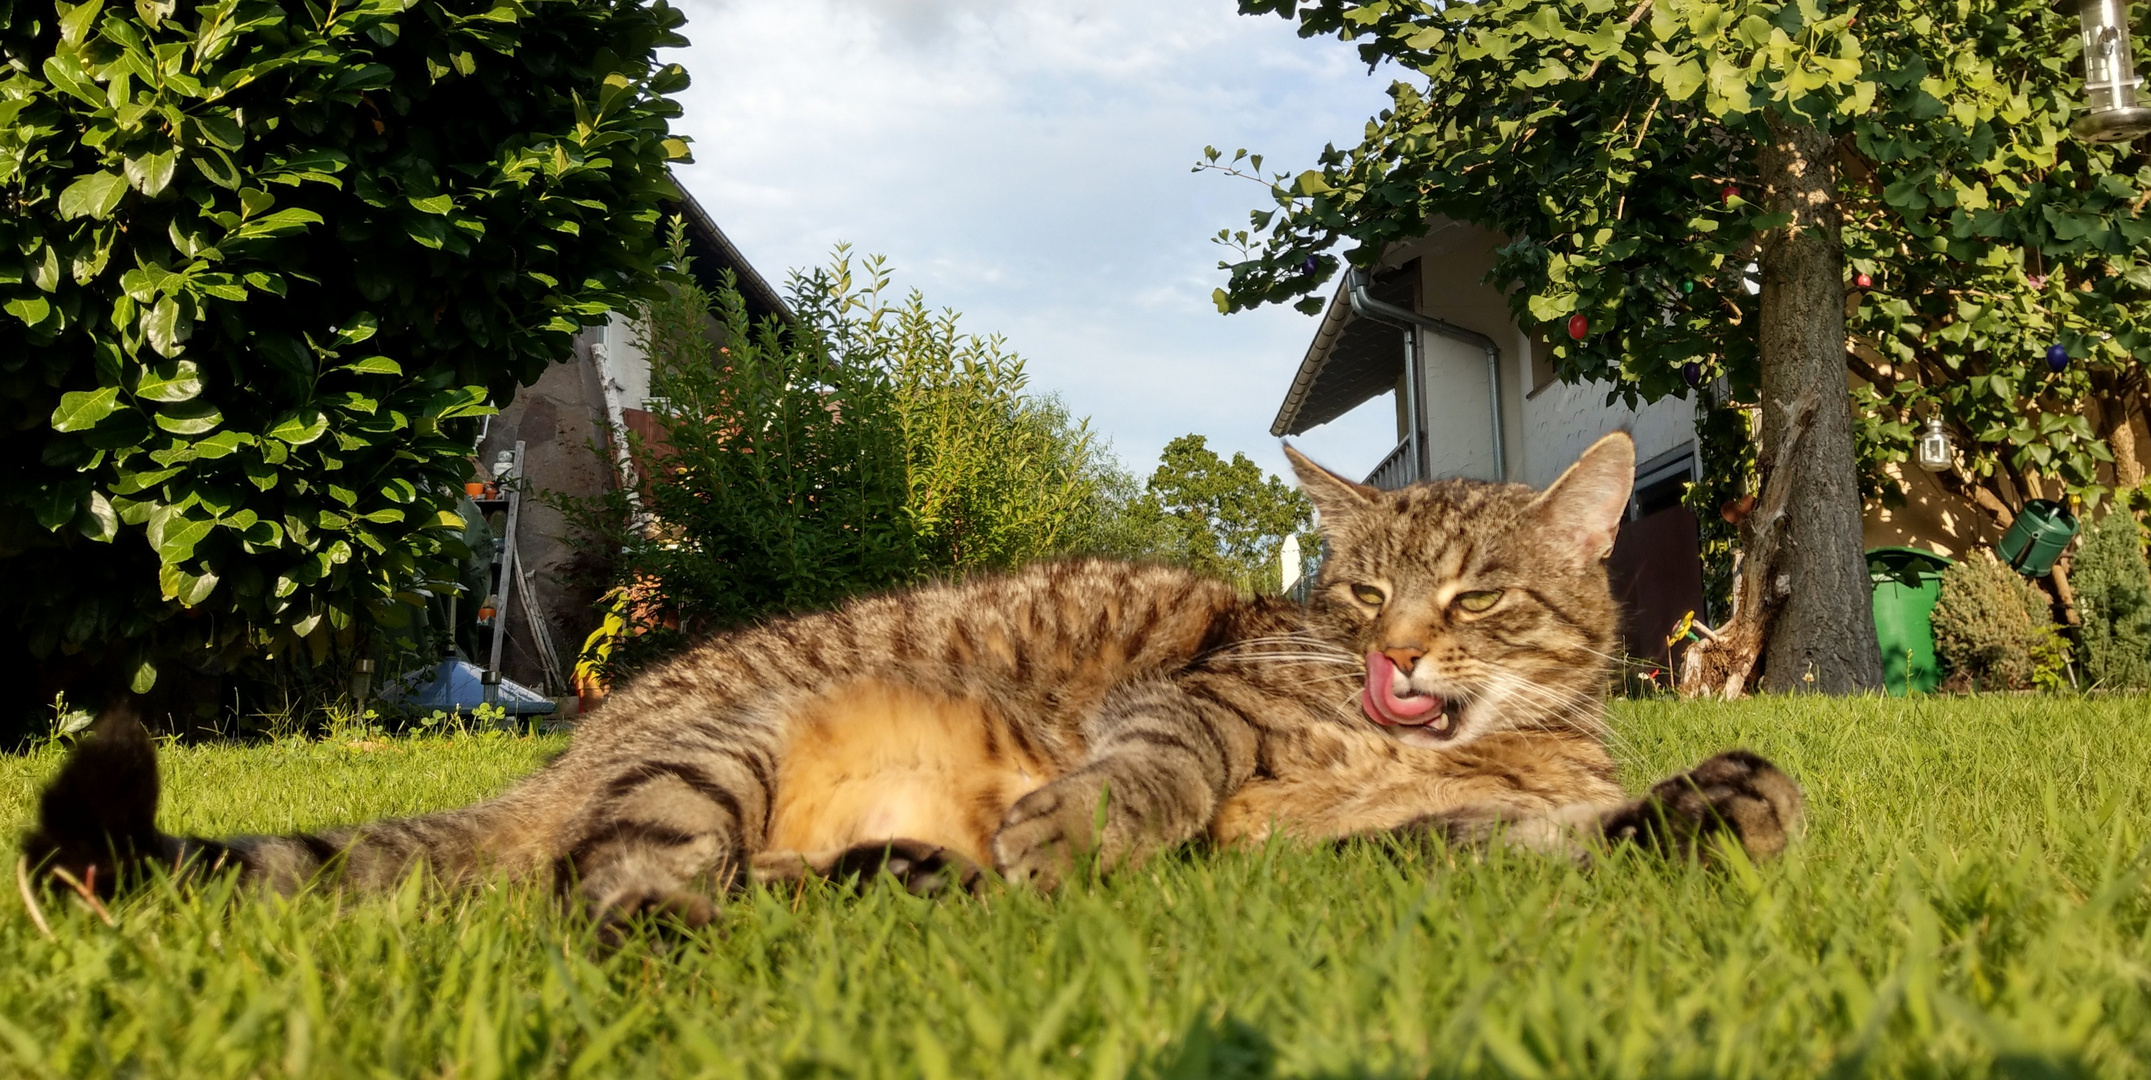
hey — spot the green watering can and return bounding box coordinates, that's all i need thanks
[1996,499,2079,577]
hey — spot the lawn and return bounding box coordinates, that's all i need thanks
[2,695,2148,1078]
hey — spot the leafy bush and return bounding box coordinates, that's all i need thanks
[0,0,690,727]
[1931,552,2069,691]
[2069,511,2151,690]
[569,234,1122,678]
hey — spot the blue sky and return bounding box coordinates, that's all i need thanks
[666,0,1406,483]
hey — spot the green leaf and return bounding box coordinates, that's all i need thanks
[135,359,203,402]
[341,356,401,375]
[130,657,158,694]
[144,294,190,357]
[52,387,121,431]
[159,563,219,606]
[41,55,104,106]
[153,400,223,434]
[269,408,330,445]
[58,172,130,221]
[124,150,178,196]
[80,490,118,542]
[335,311,379,345]
[5,295,52,327]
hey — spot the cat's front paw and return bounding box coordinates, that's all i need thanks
[990,777,1107,890]
[1599,749,1804,862]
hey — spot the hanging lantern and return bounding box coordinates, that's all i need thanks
[1915,417,1956,473]
[2064,0,2151,142]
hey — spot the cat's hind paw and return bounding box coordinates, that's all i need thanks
[1599,749,1804,863]
[825,840,984,897]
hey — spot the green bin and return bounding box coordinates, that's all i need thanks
[1869,546,1952,696]
[1997,499,2078,577]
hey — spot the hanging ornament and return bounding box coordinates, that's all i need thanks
[1854,273,1873,288]
[1915,417,1955,472]
[1302,254,1319,275]
[2046,343,2069,372]
[1680,279,1695,294]
[1720,184,1738,205]
[1567,313,1590,340]
[1682,361,1702,388]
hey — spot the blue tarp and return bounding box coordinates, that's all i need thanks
[385,658,556,716]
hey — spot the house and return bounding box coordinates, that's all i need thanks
[1271,222,1708,670]
[471,184,789,703]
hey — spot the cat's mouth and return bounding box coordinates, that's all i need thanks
[1360,651,1462,743]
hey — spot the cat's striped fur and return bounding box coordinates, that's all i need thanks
[25,433,1803,927]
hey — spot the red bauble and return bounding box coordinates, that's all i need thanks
[1721,185,1738,204]
[1567,314,1589,340]
[1855,273,1873,288]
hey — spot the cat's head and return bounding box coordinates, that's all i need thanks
[1286,433,1632,749]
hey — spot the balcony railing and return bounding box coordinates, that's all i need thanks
[1363,439,1418,490]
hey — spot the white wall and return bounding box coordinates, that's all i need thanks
[1382,221,1696,489]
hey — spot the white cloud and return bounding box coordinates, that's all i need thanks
[668,0,1404,481]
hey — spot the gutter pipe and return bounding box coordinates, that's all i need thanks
[1346,267,1507,482]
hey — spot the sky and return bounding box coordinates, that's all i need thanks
[666,0,1406,483]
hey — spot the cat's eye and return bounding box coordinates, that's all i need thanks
[1455,590,1503,613]
[1351,584,1386,606]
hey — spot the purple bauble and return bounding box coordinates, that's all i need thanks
[2046,343,2069,373]
[1302,254,1319,275]
[1682,361,1702,388]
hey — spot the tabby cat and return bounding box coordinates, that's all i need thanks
[26,433,1802,929]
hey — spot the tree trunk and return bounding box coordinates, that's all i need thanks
[1755,113,1884,693]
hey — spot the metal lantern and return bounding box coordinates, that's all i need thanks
[1915,417,1956,473]
[2066,0,2151,142]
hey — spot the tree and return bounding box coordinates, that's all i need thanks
[1213,0,2151,693]
[1108,435,1313,595]
[0,0,690,728]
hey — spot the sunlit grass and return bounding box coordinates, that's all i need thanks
[3,696,2149,1078]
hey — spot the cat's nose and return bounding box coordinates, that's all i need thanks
[1381,646,1423,674]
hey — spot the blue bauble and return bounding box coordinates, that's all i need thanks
[2046,343,2069,373]
[1302,254,1319,275]
[1682,361,1702,388]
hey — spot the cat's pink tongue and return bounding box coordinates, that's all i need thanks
[1361,651,1440,726]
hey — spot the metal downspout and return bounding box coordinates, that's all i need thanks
[1346,267,1507,482]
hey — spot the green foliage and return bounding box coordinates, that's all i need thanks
[0,0,692,709]
[2069,510,2151,689]
[571,234,1121,676]
[1097,435,1314,596]
[9,696,2151,1074]
[829,249,1109,572]
[1218,0,2149,507]
[1931,550,2069,690]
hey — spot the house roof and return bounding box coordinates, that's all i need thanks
[663,180,791,324]
[1269,261,1417,437]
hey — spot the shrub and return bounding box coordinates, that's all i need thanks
[568,233,1123,679]
[1931,551,2069,691]
[2069,511,2151,690]
[0,0,691,729]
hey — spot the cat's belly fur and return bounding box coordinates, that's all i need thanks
[765,681,1057,866]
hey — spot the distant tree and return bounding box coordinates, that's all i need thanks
[0,0,691,728]
[1212,0,2151,693]
[1113,435,1313,595]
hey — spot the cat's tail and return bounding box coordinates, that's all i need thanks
[22,705,571,898]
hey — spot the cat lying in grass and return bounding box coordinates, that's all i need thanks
[26,433,1800,932]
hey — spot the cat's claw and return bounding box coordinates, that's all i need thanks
[990,780,1104,891]
[1598,750,1804,862]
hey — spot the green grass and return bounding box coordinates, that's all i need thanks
[3,696,2151,1078]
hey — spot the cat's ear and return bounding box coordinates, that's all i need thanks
[1283,443,1374,523]
[1527,432,1634,564]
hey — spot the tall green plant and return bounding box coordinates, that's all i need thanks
[812,248,1105,571]
[0,0,690,721]
[1931,551,2069,691]
[572,238,1120,677]
[2070,511,2151,689]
